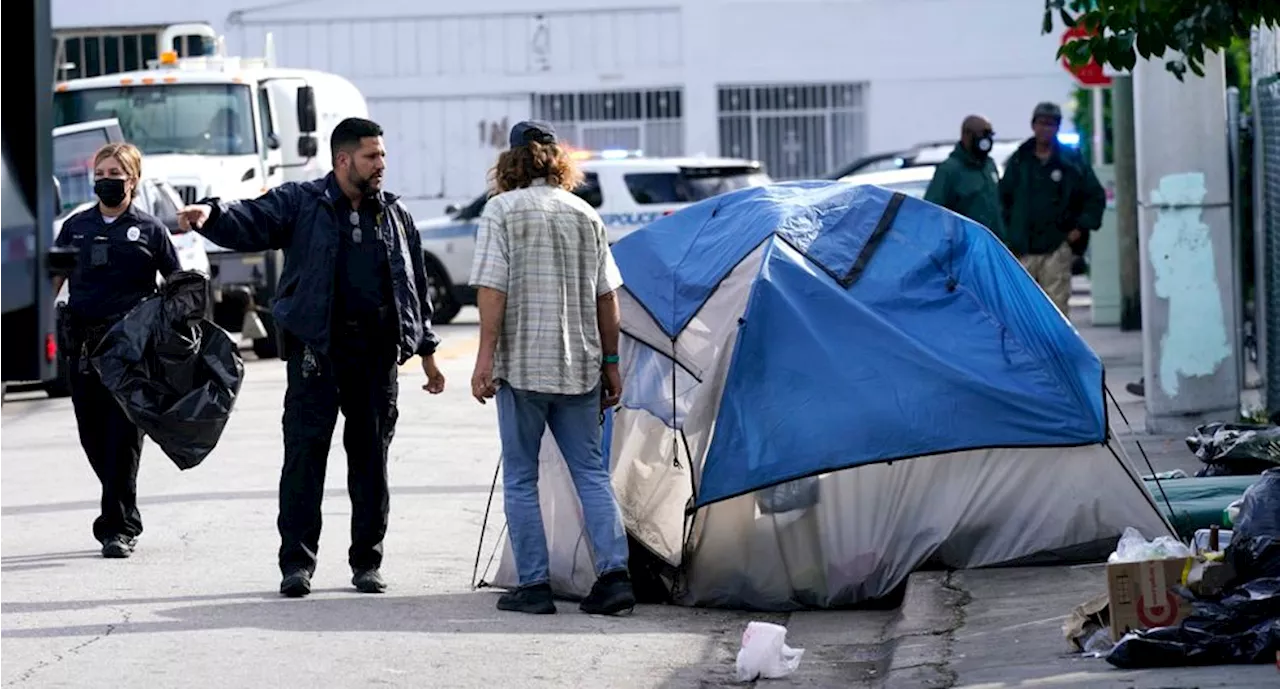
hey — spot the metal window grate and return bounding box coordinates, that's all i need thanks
[53,26,199,81]
[717,82,868,180]
[532,88,684,157]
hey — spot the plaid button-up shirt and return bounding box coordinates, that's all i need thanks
[469,179,624,395]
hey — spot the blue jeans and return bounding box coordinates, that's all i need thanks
[497,385,629,587]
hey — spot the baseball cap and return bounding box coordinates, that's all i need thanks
[509,121,558,148]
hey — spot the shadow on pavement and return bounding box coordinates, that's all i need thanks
[1,591,758,640]
[1,484,499,516]
[1,550,101,563]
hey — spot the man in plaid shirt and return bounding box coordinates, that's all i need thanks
[469,121,634,616]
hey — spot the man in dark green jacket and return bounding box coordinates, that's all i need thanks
[923,115,1005,240]
[999,102,1106,316]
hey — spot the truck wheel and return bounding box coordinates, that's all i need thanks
[424,255,461,325]
[251,310,280,359]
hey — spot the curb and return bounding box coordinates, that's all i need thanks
[880,571,969,689]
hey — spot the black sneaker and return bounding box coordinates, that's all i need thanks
[280,569,312,598]
[1126,378,1145,398]
[352,568,387,594]
[101,535,136,559]
[497,583,557,615]
[580,570,636,616]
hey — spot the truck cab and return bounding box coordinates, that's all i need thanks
[50,24,370,358]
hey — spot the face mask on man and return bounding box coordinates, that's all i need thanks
[969,133,994,159]
[94,178,128,208]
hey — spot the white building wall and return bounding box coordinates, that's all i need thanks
[54,0,1076,217]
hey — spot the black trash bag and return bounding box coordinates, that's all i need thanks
[1185,422,1280,477]
[91,271,244,470]
[1105,577,1280,668]
[1227,468,1280,581]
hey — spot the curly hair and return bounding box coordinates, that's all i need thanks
[490,142,584,194]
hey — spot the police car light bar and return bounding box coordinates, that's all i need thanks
[599,149,642,160]
[1057,132,1081,147]
[568,149,644,161]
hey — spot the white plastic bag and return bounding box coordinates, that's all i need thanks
[1107,526,1192,563]
[735,621,805,682]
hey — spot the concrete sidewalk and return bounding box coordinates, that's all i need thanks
[1071,300,1263,478]
[861,302,1278,688]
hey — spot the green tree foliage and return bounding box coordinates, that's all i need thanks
[1069,36,1252,165]
[1042,1,1279,79]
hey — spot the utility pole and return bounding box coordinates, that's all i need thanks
[1134,51,1240,432]
[1091,88,1106,166]
[1113,75,1141,331]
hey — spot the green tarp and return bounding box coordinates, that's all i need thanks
[1143,475,1258,538]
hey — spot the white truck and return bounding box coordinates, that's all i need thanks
[51,23,369,358]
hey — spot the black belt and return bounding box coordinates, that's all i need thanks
[337,305,394,332]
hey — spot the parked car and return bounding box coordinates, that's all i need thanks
[417,150,771,323]
[828,138,1022,179]
[837,166,937,199]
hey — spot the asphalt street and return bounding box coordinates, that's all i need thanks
[3,305,1276,688]
[0,310,847,688]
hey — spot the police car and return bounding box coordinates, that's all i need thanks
[417,150,770,324]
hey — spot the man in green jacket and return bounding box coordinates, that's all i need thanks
[923,115,1005,240]
[999,102,1106,317]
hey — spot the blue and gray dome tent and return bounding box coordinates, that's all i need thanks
[480,181,1173,610]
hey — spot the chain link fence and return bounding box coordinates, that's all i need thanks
[1259,77,1280,413]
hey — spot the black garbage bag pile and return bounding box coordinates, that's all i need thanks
[1185,422,1280,477]
[1106,469,1280,668]
[91,271,244,470]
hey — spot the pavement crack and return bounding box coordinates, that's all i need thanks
[4,624,116,686]
[930,571,971,689]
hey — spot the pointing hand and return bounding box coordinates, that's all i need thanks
[177,204,212,231]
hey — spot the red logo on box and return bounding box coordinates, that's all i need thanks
[1135,591,1180,628]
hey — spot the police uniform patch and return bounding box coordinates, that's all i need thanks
[1050,169,1063,183]
[126,226,141,241]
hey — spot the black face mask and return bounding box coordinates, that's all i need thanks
[94,178,128,208]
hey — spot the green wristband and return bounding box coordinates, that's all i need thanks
[603,354,620,364]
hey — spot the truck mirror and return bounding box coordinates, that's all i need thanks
[52,176,63,216]
[296,86,317,133]
[298,135,318,159]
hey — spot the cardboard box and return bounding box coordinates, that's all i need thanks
[1106,557,1192,639]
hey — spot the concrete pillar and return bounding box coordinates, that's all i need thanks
[1134,51,1240,432]
[1089,164,1120,326]
[681,1,719,156]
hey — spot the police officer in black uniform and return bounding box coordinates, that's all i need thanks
[53,142,181,559]
[178,117,446,598]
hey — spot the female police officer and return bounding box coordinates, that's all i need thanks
[52,142,180,558]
